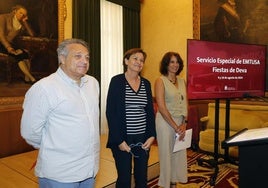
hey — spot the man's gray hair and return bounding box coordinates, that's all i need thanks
[57,38,89,64]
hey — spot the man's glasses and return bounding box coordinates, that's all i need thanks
[129,142,148,158]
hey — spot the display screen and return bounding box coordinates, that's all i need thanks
[187,39,266,99]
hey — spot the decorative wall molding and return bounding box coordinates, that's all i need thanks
[0,97,24,106]
[58,0,66,43]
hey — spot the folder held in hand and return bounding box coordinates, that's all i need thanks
[173,129,192,152]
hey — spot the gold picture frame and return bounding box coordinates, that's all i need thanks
[192,0,200,40]
[58,0,66,43]
[0,0,66,106]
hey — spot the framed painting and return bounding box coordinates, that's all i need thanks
[193,0,268,92]
[0,0,66,104]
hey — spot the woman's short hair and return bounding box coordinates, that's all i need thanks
[159,52,184,76]
[123,48,147,72]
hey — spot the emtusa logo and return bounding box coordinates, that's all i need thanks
[224,85,236,91]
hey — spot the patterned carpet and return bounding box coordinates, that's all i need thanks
[148,150,238,188]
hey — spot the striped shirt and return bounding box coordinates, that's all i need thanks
[125,80,147,135]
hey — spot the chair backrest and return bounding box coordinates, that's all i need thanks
[206,103,268,131]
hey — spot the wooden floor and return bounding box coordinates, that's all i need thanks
[0,134,159,188]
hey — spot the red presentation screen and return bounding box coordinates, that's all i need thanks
[187,39,266,100]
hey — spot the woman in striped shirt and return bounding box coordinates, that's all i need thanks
[106,48,156,188]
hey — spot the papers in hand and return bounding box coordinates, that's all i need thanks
[173,129,192,153]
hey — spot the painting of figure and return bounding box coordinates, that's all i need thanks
[0,0,58,96]
[198,0,268,90]
[200,0,268,45]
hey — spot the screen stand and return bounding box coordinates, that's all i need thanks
[197,98,237,186]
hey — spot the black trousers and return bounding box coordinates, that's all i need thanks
[111,134,149,188]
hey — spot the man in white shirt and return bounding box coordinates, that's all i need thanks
[21,38,100,188]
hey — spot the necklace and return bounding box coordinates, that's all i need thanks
[168,78,177,85]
